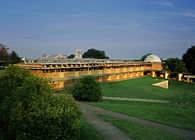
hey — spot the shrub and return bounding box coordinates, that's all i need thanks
[71,76,102,101]
[0,65,81,140]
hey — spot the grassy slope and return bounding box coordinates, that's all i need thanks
[92,100,195,130]
[92,77,195,130]
[101,77,195,100]
[101,115,186,140]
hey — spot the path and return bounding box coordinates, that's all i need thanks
[102,96,169,103]
[79,102,195,140]
[80,102,132,140]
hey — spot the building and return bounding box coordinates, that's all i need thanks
[16,54,163,89]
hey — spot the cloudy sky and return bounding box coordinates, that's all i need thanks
[0,0,194,59]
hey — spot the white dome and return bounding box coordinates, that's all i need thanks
[144,54,161,63]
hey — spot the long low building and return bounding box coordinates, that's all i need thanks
[16,54,163,89]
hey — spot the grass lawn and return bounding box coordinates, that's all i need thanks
[80,118,104,140]
[101,115,186,140]
[92,100,195,130]
[101,76,195,100]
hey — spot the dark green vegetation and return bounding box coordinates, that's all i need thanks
[72,76,102,101]
[183,45,195,74]
[82,48,109,59]
[164,58,186,73]
[92,77,195,130]
[140,53,152,61]
[101,115,185,140]
[80,118,104,140]
[0,65,81,140]
[0,44,20,66]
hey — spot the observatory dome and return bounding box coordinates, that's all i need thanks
[144,54,161,63]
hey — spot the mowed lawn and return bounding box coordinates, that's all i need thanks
[92,77,195,130]
[101,76,195,100]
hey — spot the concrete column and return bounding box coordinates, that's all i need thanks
[151,71,156,77]
[187,77,190,83]
[178,73,183,81]
[165,71,169,79]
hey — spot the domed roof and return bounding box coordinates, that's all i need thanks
[144,54,161,63]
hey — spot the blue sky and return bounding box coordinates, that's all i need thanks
[0,0,195,59]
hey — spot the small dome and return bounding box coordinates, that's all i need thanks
[144,54,161,63]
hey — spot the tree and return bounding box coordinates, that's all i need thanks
[67,54,75,59]
[71,76,102,101]
[10,51,21,64]
[0,65,81,140]
[141,53,152,61]
[82,48,109,59]
[164,58,186,73]
[183,45,195,74]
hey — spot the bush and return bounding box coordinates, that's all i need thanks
[0,65,81,140]
[71,76,102,101]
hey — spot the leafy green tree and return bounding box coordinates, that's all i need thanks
[10,51,21,64]
[67,54,75,59]
[141,53,152,61]
[183,45,195,74]
[164,58,186,73]
[0,65,81,140]
[71,76,102,101]
[82,48,109,59]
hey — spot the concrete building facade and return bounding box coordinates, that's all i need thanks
[16,55,163,89]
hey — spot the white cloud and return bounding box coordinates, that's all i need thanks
[149,0,174,8]
[177,11,195,18]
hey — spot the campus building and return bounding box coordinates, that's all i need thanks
[16,54,163,89]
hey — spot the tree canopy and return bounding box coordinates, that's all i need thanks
[141,53,152,61]
[82,48,109,59]
[183,45,195,74]
[71,76,102,101]
[67,54,75,59]
[0,46,21,66]
[0,65,81,140]
[164,58,186,73]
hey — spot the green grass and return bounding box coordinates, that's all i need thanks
[101,115,186,140]
[91,100,195,130]
[101,76,195,100]
[79,118,104,140]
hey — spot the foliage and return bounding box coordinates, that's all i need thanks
[141,53,152,61]
[67,54,75,59]
[71,76,102,101]
[10,51,21,64]
[82,48,109,59]
[0,47,21,65]
[0,65,81,140]
[164,58,186,73]
[183,45,195,74]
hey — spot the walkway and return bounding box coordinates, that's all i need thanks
[79,102,195,140]
[80,102,132,140]
[102,96,169,103]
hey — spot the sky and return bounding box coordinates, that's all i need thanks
[0,0,195,59]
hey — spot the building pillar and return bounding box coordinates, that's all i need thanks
[165,71,169,79]
[151,71,156,77]
[178,73,183,81]
[187,77,190,83]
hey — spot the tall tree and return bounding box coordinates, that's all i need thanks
[183,45,195,74]
[82,48,109,59]
[10,51,21,64]
[164,58,186,73]
[141,53,152,61]
[67,54,75,59]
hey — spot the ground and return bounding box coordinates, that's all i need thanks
[79,77,195,140]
